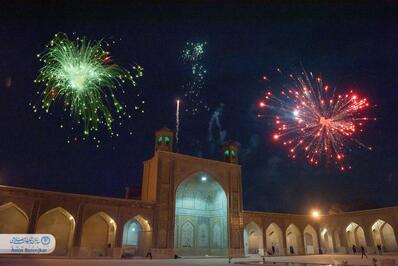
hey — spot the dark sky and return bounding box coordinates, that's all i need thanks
[1,1,398,214]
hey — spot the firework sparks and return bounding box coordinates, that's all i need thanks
[258,69,374,171]
[180,41,209,115]
[33,33,143,138]
[176,99,180,146]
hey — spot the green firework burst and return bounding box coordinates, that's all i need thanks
[34,33,143,135]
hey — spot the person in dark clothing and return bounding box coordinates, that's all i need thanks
[289,246,294,254]
[146,249,152,259]
[377,244,382,255]
[272,246,275,255]
[361,246,368,259]
[352,245,357,254]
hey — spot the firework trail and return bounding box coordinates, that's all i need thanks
[208,103,227,144]
[180,41,210,115]
[176,99,180,146]
[258,68,374,171]
[32,33,143,145]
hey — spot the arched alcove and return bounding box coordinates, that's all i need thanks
[372,219,398,252]
[346,222,367,251]
[35,207,75,256]
[333,229,342,252]
[320,228,334,253]
[266,223,284,255]
[243,222,264,256]
[122,215,152,257]
[303,225,319,254]
[286,224,303,255]
[80,212,116,256]
[174,172,228,256]
[0,202,28,234]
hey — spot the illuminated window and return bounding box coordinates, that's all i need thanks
[123,221,141,246]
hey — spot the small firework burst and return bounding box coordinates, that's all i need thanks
[181,42,206,63]
[33,33,143,139]
[180,41,209,115]
[258,68,375,171]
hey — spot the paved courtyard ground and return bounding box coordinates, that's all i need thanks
[1,254,397,266]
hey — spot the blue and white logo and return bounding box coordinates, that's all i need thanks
[0,234,56,254]
[41,236,51,245]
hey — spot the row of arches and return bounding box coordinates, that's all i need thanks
[244,220,398,256]
[0,202,150,257]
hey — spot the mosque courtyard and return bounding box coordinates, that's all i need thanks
[1,255,398,266]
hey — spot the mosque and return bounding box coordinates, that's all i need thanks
[0,127,397,259]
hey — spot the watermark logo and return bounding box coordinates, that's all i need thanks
[0,234,56,254]
[40,236,51,245]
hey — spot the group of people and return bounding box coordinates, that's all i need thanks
[145,244,385,260]
[352,245,368,259]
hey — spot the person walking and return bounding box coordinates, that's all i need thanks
[361,246,368,259]
[272,245,275,255]
[289,246,294,255]
[352,245,357,254]
[377,244,382,255]
[146,248,152,260]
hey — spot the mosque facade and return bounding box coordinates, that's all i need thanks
[1,128,398,258]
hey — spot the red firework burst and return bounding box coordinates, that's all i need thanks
[258,70,375,171]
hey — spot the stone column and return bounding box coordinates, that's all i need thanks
[71,203,84,257]
[331,228,339,254]
[113,213,124,258]
[340,229,349,254]
[262,221,267,255]
[363,222,375,254]
[315,226,321,254]
[282,226,287,255]
[298,228,305,255]
[27,199,40,233]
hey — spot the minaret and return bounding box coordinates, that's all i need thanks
[222,142,239,164]
[155,127,174,152]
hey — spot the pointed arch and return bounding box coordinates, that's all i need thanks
[346,222,366,250]
[320,228,334,253]
[0,202,28,234]
[333,229,342,250]
[35,207,75,256]
[244,221,264,256]
[80,212,116,255]
[303,225,319,254]
[180,221,194,248]
[122,218,140,246]
[372,219,398,252]
[198,223,209,248]
[286,224,303,255]
[174,172,228,256]
[122,215,152,257]
[266,223,284,255]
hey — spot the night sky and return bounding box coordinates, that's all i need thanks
[1,1,398,214]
